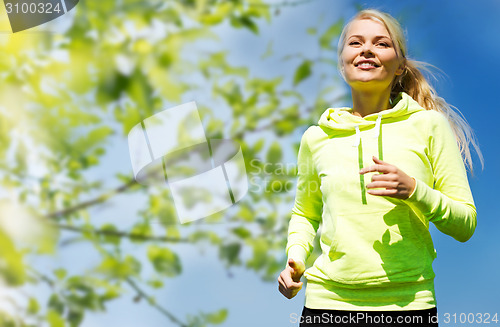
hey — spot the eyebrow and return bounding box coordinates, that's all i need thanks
[348,35,392,40]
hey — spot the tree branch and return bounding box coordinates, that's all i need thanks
[126,277,189,327]
[56,223,191,243]
[45,178,138,220]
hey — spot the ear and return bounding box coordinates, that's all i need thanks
[395,61,405,76]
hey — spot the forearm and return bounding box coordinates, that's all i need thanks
[286,212,320,263]
[405,177,477,242]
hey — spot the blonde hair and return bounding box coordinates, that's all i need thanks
[337,9,483,174]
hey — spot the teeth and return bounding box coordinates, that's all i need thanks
[358,62,376,68]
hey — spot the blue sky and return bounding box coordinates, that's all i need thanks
[6,0,499,326]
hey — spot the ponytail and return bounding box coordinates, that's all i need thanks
[392,59,484,174]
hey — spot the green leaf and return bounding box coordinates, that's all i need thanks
[188,230,221,245]
[48,294,64,315]
[199,2,233,25]
[0,229,25,286]
[293,60,312,86]
[319,18,344,49]
[275,120,296,136]
[97,256,141,279]
[253,138,265,153]
[27,297,40,315]
[238,204,254,222]
[246,238,269,270]
[47,309,66,327]
[67,310,84,327]
[206,119,225,138]
[127,70,154,114]
[147,279,164,289]
[231,227,251,239]
[73,126,113,154]
[147,246,182,277]
[219,242,241,266]
[99,224,121,245]
[266,141,282,165]
[204,308,228,324]
[101,283,122,301]
[230,15,259,34]
[130,223,152,243]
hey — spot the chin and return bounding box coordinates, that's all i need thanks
[347,78,392,91]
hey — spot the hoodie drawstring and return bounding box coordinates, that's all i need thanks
[352,113,382,147]
[355,114,384,205]
[372,113,383,160]
[372,113,383,140]
[352,125,361,148]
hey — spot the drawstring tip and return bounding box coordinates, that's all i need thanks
[352,125,361,147]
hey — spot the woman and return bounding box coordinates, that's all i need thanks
[278,9,482,327]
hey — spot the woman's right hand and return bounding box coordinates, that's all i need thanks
[278,258,306,299]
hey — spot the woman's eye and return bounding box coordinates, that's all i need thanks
[378,42,390,47]
[349,41,361,46]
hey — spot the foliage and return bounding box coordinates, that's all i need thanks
[0,0,348,325]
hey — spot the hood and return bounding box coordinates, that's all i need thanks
[318,92,425,134]
[318,92,425,147]
[317,92,425,205]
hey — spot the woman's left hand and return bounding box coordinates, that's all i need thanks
[359,156,416,200]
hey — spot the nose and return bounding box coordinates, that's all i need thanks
[360,43,374,56]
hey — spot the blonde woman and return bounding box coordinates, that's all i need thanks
[278,9,482,327]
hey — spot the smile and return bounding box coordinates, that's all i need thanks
[355,62,379,69]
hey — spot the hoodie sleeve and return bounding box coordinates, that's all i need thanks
[404,111,477,242]
[286,128,323,264]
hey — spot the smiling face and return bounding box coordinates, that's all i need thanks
[341,18,404,91]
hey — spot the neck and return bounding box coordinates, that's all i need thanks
[351,87,392,118]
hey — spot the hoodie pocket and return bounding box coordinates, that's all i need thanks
[322,206,429,285]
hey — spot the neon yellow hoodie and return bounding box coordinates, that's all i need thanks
[286,92,476,310]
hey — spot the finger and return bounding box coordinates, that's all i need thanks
[370,173,397,182]
[372,156,389,165]
[359,164,392,174]
[278,274,284,287]
[281,271,294,288]
[279,285,291,299]
[367,188,398,196]
[286,279,302,289]
[288,281,303,289]
[279,282,291,294]
[366,181,399,189]
[279,272,294,290]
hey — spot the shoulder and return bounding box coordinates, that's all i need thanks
[297,126,329,155]
[412,109,448,122]
[301,125,325,143]
[410,109,452,132]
